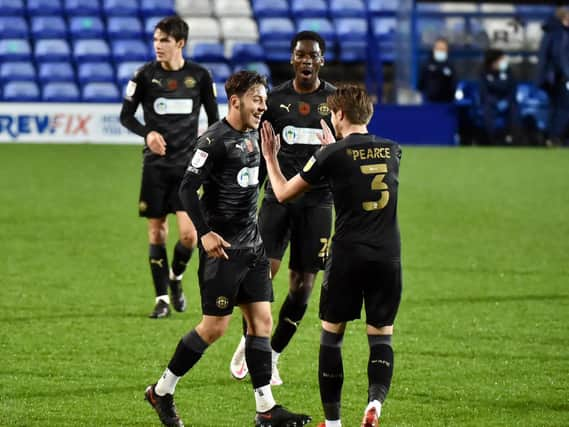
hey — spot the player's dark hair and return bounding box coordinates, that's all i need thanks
[225,70,268,99]
[155,16,188,43]
[327,84,373,125]
[290,31,326,55]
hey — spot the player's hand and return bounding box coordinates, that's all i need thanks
[261,121,281,160]
[146,131,167,156]
[317,119,336,145]
[201,231,231,260]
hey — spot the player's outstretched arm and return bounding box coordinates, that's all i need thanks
[260,121,310,203]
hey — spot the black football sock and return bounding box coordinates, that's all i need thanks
[171,240,193,277]
[245,335,272,388]
[367,334,394,403]
[271,295,308,353]
[168,329,209,376]
[319,329,344,421]
[149,244,169,297]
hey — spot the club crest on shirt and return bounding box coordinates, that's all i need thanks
[184,77,196,88]
[191,148,208,168]
[298,102,310,116]
[318,103,330,116]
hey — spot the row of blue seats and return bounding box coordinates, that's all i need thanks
[0,15,164,40]
[0,0,175,17]
[0,60,271,86]
[251,0,396,19]
[0,80,232,102]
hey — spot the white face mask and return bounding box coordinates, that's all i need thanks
[433,50,447,62]
[498,58,509,72]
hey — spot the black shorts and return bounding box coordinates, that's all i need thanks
[258,198,332,273]
[197,246,273,316]
[319,241,402,327]
[138,163,186,218]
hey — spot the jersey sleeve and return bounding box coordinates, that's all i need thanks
[200,69,219,126]
[119,66,147,137]
[179,133,226,237]
[299,146,328,185]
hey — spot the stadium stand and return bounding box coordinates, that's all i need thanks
[0,0,25,15]
[107,17,144,40]
[64,0,102,16]
[30,16,68,39]
[27,0,64,16]
[69,16,106,39]
[42,81,80,101]
[82,82,120,102]
[0,39,32,62]
[34,39,71,62]
[0,61,36,83]
[2,81,41,101]
[38,62,76,82]
[0,16,28,38]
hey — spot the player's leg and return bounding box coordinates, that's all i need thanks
[361,260,402,427]
[271,203,332,384]
[146,314,231,426]
[230,199,290,380]
[169,211,198,312]
[147,217,171,318]
[318,241,364,427]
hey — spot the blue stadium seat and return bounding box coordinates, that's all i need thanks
[338,41,367,62]
[64,0,101,16]
[111,40,149,62]
[258,18,295,42]
[82,82,120,102]
[140,0,175,17]
[230,43,265,63]
[517,82,550,132]
[73,39,111,62]
[2,81,40,101]
[107,17,143,39]
[38,62,75,82]
[201,62,232,83]
[334,18,367,41]
[34,39,71,62]
[0,39,32,62]
[329,0,365,18]
[31,16,68,39]
[116,61,143,85]
[69,16,105,39]
[0,0,25,16]
[144,16,162,40]
[27,0,63,16]
[296,18,335,43]
[290,0,327,18]
[102,0,138,16]
[191,42,226,63]
[77,62,115,84]
[0,16,28,38]
[252,0,289,18]
[367,0,397,14]
[232,61,271,79]
[261,40,291,62]
[0,62,36,83]
[215,82,228,102]
[42,81,80,101]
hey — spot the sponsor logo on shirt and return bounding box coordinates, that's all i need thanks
[279,103,291,112]
[282,125,323,145]
[153,97,193,115]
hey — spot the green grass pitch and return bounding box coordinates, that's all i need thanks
[0,144,568,426]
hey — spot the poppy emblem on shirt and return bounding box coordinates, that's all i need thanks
[299,102,310,116]
[167,79,178,90]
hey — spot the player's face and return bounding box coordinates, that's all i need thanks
[153,29,183,63]
[291,40,324,89]
[238,84,268,130]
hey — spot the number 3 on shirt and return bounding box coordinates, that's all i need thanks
[360,163,389,211]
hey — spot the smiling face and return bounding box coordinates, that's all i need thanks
[291,39,324,92]
[153,28,184,65]
[233,84,268,131]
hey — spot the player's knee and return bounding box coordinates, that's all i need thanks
[148,222,168,244]
[247,312,272,337]
[179,229,197,248]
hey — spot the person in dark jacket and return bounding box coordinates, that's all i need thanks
[418,37,457,103]
[539,7,569,146]
[480,48,520,145]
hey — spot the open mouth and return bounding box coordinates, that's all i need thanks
[301,69,313,77]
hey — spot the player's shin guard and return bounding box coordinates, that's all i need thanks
[171,240,193,277]
[271,295,308,353]
[319,330,344,421]
[245,336,272,388]
[149,244,169,297]
[168,329,209,377]
[367,334,394,404]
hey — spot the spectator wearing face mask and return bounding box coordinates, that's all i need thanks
[417,37,457,103]
[480,48,521,145]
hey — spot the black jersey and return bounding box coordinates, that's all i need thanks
[300,133,402,259]
[179,119,262,249]
[263,79,336,205]
[120,60,219,167]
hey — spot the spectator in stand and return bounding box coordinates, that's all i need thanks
[418,37,457,103]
